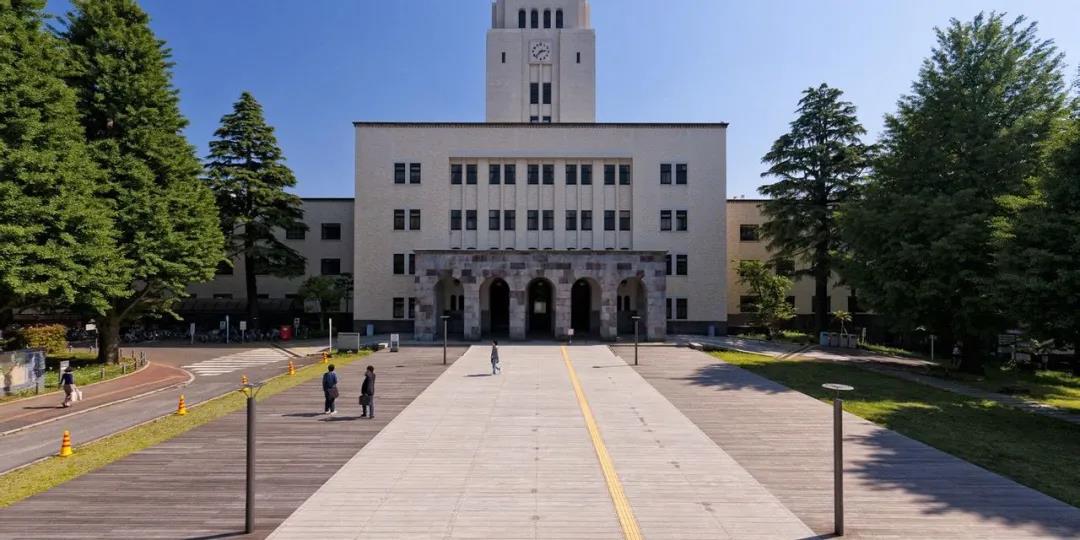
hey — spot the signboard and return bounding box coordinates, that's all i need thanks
[389,333,400,352]
[1,349,47,397]
[339,332,361,352]
[219,320,227,331]
[239,320,247,331]
[59,360,70,374]
[293,317,300,329]
[85,323,96,332]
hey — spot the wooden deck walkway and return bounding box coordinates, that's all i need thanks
[615,345,1080,539]
[0,346,465,540]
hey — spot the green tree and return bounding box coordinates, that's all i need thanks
[61,0,224,363]
[1001,103,1080,371]
[736,260,796,339]
[841,13,1066,372]
[0,0,125,323]
[759,84,871,334]
[205,92,306,330]
[297,274,352,331]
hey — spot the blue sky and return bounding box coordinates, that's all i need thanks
[45,0,1080,198]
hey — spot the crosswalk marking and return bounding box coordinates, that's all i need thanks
[182,348,292,377]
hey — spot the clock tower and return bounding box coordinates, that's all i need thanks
[486,1,596,123]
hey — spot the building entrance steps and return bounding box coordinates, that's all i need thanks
[269,345,813,539]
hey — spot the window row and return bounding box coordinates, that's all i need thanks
[659,163,689,185]
[450,163,632,186]
[450,209,631,232]
[664,254,689,276]
[392,297,417,320]
[285,222,339,241]
[393,162,422,184]
[217,258,342,276]
[393,209,422,231]
[518,8,563,29]
[659,210,688,231]
[666,298,689,320]
[392,253,416,275]
[738,295,861,314]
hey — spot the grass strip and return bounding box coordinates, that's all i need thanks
[0,350,370,508]
[712,350,1080,508]
[0,354,137,404]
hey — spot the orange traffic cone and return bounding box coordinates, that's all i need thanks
[288,360,296,376]
[59,430,73,457]
[322,351,329,364]
[176,394,188,416]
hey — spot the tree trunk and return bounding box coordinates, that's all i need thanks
[814,267,829,334]
[96,311,122,364]
[244,253,259,331]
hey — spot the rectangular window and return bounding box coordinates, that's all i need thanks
[619,210,631,231]
[565,210,577,231]
[604,164,616,185]
[489,210,500,231]
[576,52,581,63]
[393,297,404,319]
[581,210,593,231]
[527,164,539,184]
[501,51,506,63]
[542,83,551,104]
[739,295,759,313]
[408,298,416,319]
[285,225,306,240]
[489,164,501,184]
[530,83,539,105]
[465,210,477,231]
[848,293,862,313]
[320,258,341,276]
[676,163,688,184]
[529,116,539,123]
[786,296,797,308]
[321,223,341,240]
[660,210,672,231]
[542,210,554,231]
[450,210,461,231]
[676,210,688,231]
[542,164,554,185]
[393,210,405,230]
[676,298,688,320]
[531,9,538,28]
[618,164,631,185]
[214,293,233,300]
[409,163,421,184]
[542,116,551,123]
[666,298,672,319]
[215,261,233,275]
[775,258,795,277]
[580,164,592,185]
[504,164,516,184]
[556,9,563,28]
[813,295,832,314]
[739,224,760,242]
[565,164,577,185]
[450,163,462,185]
[393,253,404,275]
[504,209,516,230]
[409,209,421,230]
[665,254,672,275]
[394,162,406,184]
[604,210,615,231]
[527,210,539,231]
[408,253,416,275]
[543,9,550,28]
[466,164,477,185]
[676,254,688,276]
[660,163,672,184]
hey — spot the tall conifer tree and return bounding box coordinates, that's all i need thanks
[0,0,124,321]
[205,92,306,329]
[841,13,1066,371]
[61,0,224,362]
[759,84,870,333]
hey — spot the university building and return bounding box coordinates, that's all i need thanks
[187,0,856,338]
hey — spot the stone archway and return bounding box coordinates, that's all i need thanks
[571,278,601,337]
[617,277,647,336]
[526,278,554,338]
[434,276,464,338]
[480,277,510,337]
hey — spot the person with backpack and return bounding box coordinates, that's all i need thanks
[360,366,376,419]
[322,364,339,415]
[491,340,501,375]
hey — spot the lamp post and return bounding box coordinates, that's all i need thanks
[822,383,854,536]
[441,315,450,366]
[631,315,641,366]
[240,381,266,534]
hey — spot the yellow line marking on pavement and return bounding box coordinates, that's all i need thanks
[560,346,643,540]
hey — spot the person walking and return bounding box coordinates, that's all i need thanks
[60,367,76,408]
[491,340,501,375]
[322,364,339,415]
[360,366,376,419]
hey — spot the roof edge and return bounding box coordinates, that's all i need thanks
[353,121,729,128]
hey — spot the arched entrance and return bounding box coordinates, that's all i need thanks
[434,277,465,339]
[617,277,647,336]
[526,278,554,337]
[480,278,510,337]
[571,278,600,337]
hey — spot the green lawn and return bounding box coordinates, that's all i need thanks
[712,350,1080,508]
[0,350,370,507]
[948,365,1080,414]
[0,353,138,404]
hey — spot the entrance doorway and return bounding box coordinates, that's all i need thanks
[489,278,510,337]
[571,279,592,336]
[527,279,553,337]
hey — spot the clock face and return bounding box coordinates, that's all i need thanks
[530,40,552,63]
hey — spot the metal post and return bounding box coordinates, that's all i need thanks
[442,317,448,366]
[226,315,230,344]
[328,318,333,353]
[834,397,844,536]
[930,334,936,363]
[245,392,256,534]
[634,319,639,366]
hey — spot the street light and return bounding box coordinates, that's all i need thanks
[441,315,450,366]
[822,382,854,536]
[239,381,266,534]
[631,315,641,366]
